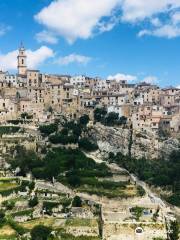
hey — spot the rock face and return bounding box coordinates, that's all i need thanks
[88,123,179,159]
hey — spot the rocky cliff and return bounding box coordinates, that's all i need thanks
[88,123,179,159]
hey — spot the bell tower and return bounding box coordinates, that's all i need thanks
[17,42,27,75]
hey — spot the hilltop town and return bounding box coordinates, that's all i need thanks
[0,44,179,240]
[0,44,179,136]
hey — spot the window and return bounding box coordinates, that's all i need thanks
[22,59,24,64]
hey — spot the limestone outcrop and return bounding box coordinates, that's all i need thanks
[88,123,179,159]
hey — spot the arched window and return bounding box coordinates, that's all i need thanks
[22,59,24,65]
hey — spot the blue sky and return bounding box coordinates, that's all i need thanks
[0,0,180,87]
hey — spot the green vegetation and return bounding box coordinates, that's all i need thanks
[65,218,98,227]
[109,149,180,206]
[72,196,82,207]
[39,123,58,136]
[21,112,33,120]
[10,146,132,198]
[169,221,179,240]
[43,201,59,215]
[30,225,52,240]
[0,126,20,136]
[79,114,90,125]
[49,119,82,145]
[76,179,137,198]
[94,107,127,126]
[0,178,20,196]
[29,196,39,208]
[59,234,100,240]
[8,145,41,176]
[9,146,111,183]
[137,186,146,197]
[78,138,98,151]
[4,216,27,236]
[11,209,33,217]
[47,116,98,152]
[2,200,15,210]
[130,206,144,220]
[0,210,6,226]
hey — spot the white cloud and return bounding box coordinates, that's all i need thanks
[107,73,159,84]
[35,0,180,41]
[0,24,11,37]
[55,54,91,66]
[142,76,158,84]
[35,0,121,43]
[107,73,137,82]
[121,1,180,23]
[0,46,54,71]
[35,30,58,44]
[151,18,162,27]
[177,85,180,89]
[172,12,180,24]
[139,24,180,38]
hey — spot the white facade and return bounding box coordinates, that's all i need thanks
[5,74,18,87]
[70,75,86,87]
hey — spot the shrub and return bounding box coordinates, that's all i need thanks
[72,196,82,207]
[2,200,15,210]
[31,225,52,240]
[29,196,39,208]
[79,114,89,125]
[78,138,98,151]
[0,210,6,226]
[39,123,58,135]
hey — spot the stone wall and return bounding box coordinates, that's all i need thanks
[88,123,179,160]
[102,222,167,240]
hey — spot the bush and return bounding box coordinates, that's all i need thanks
[94,107,107,123]
[169,221,179,240]
[78,138,98,151]
[43,201,59,215]
[79,114,89,125]
[137,186,145,197]
[31,225,52,240]
[0,210,6,226]
[0,126,20,135]
[8,218,27,235]
[72,196,82,207]
[29,196,39,208]
[39,123,58,136]
[2,200,15,210]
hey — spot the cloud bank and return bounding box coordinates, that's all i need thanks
[0,46,54,71]
[35,0,180,42]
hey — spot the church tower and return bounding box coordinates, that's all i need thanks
[17,42,27,75]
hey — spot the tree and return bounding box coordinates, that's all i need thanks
[21,112,33,120]
[8,146,41,176]
[72,196,82,207]
[29,196,39,208]
[0,210,5,225]
[2,200,15,210]
[105,112,119,126]
[78,138,98,151]
[39,123,58,136]
[31,225,52,240]
[118,116,127,125]
[79,114,89,125]
[169,221,179,240]
[94,107,107,123]
[67,174,81,187]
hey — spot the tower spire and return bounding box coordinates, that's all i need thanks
[17,42,27,75]
[19,41,25,50]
